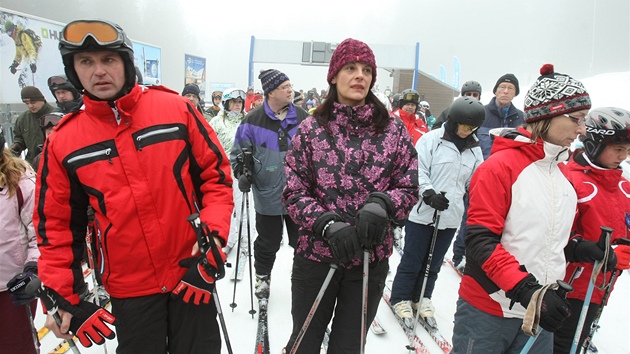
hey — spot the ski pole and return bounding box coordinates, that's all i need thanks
[579,237,629,353]
[407,207,442,352]
[360,248,370,354]
[570,226,613,354]
[245,194,257,319]
[230,193,247,312]
[289,263,338,354]
[519,280,573,354]
[212,288,233,354]
[25,277,81,354]
[25,303,40,354]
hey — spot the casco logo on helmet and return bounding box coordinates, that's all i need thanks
[585,127,616,135]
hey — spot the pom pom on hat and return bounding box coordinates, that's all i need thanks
[259,69,290,95]
[327,38,377,89]
[523,64,591,123]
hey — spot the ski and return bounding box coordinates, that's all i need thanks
[320,326,331,354]
[416,315,452,354]
[370,316,387,335]
[231,249,248,281]
[382,285,431,354]
[255,298,270,354]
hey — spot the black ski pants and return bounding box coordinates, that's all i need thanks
[285,255,389,354]
[553,298,599,354]
[111,292,221,354]
[253,213,299,275]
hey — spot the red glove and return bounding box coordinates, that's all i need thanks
[67,301,118,347]
[172,248,226,305]
[614,245,630,270]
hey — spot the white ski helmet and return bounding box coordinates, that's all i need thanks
[222,88,247,111]
[420,101,430,109]
[580,107,630,162]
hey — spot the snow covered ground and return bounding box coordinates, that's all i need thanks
[32,236,629,354]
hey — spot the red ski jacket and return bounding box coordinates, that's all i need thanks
[34,85,233,303]
[560,152,630,304]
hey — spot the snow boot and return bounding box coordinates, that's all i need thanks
[393,300,414,327]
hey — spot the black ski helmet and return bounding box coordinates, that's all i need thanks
[59,20,136,97]
[460,80,482,96]
[391,93,402,109]
[448,96,486,127]
[47,75,81,101]
[399,89,420,109]
[580,107,630,162]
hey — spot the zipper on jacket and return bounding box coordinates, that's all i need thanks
[136,127,180,151]
[67,148,113,164]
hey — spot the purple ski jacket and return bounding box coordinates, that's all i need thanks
[283,102,419,268]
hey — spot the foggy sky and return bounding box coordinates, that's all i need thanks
[3,0,628,98]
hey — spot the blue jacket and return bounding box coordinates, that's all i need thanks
[478,97,524,159]
[230,102,308,215]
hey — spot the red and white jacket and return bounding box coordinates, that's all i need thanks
[560,152,630,304]
[34,85,233,303]
[393,109,428,146]
[459,127,576,318]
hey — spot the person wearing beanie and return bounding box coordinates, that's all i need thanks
[229,68,308,305]
[477,73,524,159]
[10,86,53,164]
[47,75,83,114]
[283,38,418,353]
[251,93,264,110]
[181,83,212,121]
[453,64,592,353]
[554,107,630,354]
[36,19,232,353]
[293,91,304,108]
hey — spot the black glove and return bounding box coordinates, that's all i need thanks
[9,60,18,74]
[172,247,226,305]
[30,63,37,73]
[506,274,571,332]
[566,238,617,269]
[324,222,362,264]
[238,174,252,193]
[6,262,38,305]
[422,189,449,211]
[356,202,389,247]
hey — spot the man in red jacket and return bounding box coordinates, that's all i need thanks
[34,19,233,354]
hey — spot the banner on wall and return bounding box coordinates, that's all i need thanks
[184,54,206,98]
[133,41,162,85]
[0,9,65,103]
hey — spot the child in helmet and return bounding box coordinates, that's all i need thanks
[391,96,484,327]
[553,107,630,353]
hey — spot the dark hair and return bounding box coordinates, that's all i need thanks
[313,85,390,134]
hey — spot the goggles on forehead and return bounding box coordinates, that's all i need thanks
[402,92,419,103]
[48,76,69,87]
[41,113,64,129]
[61,20,125,48]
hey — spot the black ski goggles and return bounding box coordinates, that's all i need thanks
[61,20,125,48]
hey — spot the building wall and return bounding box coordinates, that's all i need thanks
[394,69,458,120]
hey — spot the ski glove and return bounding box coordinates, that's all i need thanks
[173,248,226,305]
[506,274,571,332]
[6,262,38,305]
[422,189,449,211]
[566,237,617,269]
[324,222,362,264]
[238,174,252,193]
[9,61,18,74]
[614,244,630,270]
[356,202,389,248]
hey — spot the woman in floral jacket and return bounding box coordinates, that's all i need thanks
[282,38,419,353]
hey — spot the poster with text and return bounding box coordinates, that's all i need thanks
[0,9,65,103]
[184,54,206,98]
[133,42,162,86]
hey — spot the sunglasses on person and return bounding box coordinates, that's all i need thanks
[213,95,222,100]
[61,20,125,48]
[459,123,479,132]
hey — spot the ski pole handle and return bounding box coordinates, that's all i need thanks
[555,280,573,298]
[597,226,613,250]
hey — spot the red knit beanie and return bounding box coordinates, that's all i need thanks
[327,38,377,89]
